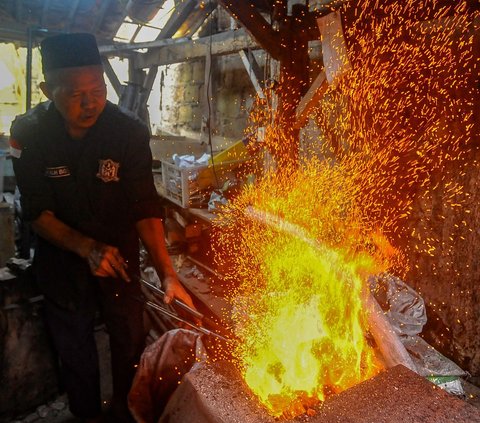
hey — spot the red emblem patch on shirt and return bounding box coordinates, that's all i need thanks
[9,138,22,158]
[96,159,120,182]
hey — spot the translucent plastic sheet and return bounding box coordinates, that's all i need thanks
[128,329,208,423]
[369,273,427,336]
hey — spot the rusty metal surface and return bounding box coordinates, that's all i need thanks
[159,362,480,423]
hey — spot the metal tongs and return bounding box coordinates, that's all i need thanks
[138,276,232,344]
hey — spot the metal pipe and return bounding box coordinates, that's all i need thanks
[139,276,205,321]
[143,299,232,343]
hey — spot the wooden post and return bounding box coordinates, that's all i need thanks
[274,3,311,170]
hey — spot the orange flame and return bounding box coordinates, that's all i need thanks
[212,0,476,417]
[213,162,392,417]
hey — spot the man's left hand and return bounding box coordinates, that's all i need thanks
[163,274,195,309]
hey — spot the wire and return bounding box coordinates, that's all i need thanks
[205,0,220,189]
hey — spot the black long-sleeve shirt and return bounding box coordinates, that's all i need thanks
[11,101,162,310]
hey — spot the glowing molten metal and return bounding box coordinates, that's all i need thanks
[212,0,475,417]
[213,164,393,418]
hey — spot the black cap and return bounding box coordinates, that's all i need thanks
[41,33,102,74]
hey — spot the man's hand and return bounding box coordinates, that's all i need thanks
[31,211,129,283]
[163,274,194,308]
[163,274,200,328]
[86,241,130,282]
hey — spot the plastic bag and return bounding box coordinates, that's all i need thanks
[128,329,208,423]
[369,273,427,336]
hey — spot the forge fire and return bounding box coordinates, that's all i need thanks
[212,0,476,418]
[213,163,393,418]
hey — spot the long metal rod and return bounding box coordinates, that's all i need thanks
[139,276,205,321]
[143,299,232,343]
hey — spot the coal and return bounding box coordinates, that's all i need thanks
[159,362,480,423]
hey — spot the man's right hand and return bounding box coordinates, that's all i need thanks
[31,210,131,282]
[86,241,131,282]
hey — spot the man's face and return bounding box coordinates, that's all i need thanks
[43,65,107,138]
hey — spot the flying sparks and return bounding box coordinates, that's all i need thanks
[212,0,476,418]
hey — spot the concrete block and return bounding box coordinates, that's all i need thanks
[192,61,205,82]
[177,105,194,124]
[184,84,200,103]
[177,63,193,83]
[159,362,480,423]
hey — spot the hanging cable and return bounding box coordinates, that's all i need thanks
[205,0,220,189]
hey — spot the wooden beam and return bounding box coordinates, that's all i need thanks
[249,0,272,13]
[130,0,198,122]
[99,36,190,55]
[101,57,123,98]
[158,0,198,39]
[273,3,311,168]
[133,66,158,118]
[201,41,213,144]
[216,0,283,60]
[178,2,217,38]
[40,0,51,27]
[294,70,328,128]
[238,48,265,98]
[66,0,81,31]
[293,11,351,129]
[15,0,22,22]
[133,28,259,68]
[92,0,111,33]
[0,21,29,44]
[317,10,352,85]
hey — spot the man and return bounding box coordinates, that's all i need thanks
[10,33,194,423]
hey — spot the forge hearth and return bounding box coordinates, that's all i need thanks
[159,362,480,423]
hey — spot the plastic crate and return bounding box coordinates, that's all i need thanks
[161,159,247,208]
[161,161,206,208]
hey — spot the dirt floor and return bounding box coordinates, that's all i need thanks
[7,326,112,423]
[5,326,480,423]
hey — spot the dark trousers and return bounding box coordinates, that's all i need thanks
[44,283,145,420]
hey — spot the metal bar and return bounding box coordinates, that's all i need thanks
[185,255,225,280]
[139,277,205,321]
[101,56,124,98]
[144,299,232,343]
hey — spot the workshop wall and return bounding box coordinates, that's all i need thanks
[153,53,262,146]
[306,11,480,377]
